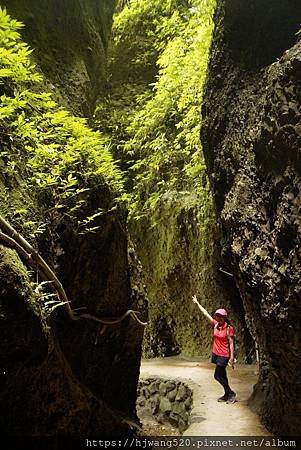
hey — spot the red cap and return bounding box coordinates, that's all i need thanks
[214,308,228,317]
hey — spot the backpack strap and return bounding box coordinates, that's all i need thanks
[226,325,230,338]
[227,325,236,359]
[227,325,234,340]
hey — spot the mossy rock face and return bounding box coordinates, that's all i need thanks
[131,192,252,360]
[202,0,301,435]
[3,0,117,116]
[0,246,48,359]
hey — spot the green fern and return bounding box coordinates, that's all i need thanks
[0,7,124,233]
[94,0,216,220]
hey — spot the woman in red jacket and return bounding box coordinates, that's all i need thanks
[192,295,236,404]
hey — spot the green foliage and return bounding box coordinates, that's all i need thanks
[33,281,67,318]
[94,0,216,220]
[0,7,123,232]
[94,0,223,358]
[0,10,41,85]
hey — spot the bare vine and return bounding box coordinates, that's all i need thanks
[0,215,147,327]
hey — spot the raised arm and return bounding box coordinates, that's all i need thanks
[192,295,214,325]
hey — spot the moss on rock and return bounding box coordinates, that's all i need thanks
[131,188,251,359]
[202,0,301,435]
[2,0,117,116]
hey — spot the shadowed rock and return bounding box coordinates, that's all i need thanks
[202,0,301,435]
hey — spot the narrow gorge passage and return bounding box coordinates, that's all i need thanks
[140,357,269,436]
[0,0,300,442]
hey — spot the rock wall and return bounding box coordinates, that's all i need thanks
[54,206,146,419]
[202,0,301,435]
[2,0,117,116]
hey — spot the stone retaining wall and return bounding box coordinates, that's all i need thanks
[137,378,193,433]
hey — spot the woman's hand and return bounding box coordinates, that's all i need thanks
[229,357,236,369]
[192,296,214,324]
[192,295,198,304]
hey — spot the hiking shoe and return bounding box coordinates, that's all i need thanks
[226,393,237,404]
[217,394,228,402]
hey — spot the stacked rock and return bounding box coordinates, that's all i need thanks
[137,378,193,433]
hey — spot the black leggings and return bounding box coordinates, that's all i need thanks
[214,365,233,396]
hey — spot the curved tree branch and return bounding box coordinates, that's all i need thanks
[0,216,147,327]
[79,309,147,326]
[0,216,76,320]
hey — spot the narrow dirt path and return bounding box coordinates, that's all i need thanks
[140,356,270,436]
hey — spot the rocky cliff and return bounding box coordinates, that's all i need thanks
[202,0,301,435]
